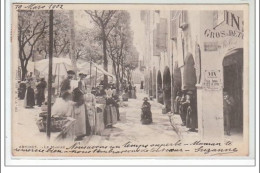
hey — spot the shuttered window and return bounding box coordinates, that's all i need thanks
[158,18,167,51]
[170,11,178,40]
[179,10,188,30]
[153,25,160,56]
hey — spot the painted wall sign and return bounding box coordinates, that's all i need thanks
[213,10,244,32]
[204,42,218,51]
[204,29,244,39]
[203,70,222,90]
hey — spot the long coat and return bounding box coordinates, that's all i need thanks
[36,81,47,106]
[185,95,198,129]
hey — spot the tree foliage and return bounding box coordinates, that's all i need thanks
[35,11,71,59]
[85,10,118,86]
[18,10,49,80]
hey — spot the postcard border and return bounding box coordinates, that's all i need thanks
[3,0,257,167]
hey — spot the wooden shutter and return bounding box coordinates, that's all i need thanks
[179,10,188,30]
[158,18,167,51]
[153,25,160,56]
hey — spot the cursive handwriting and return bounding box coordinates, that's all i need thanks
[15,4,64,10]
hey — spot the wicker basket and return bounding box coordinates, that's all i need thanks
[36,116,69,132]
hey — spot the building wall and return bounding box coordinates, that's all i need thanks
[140,10,245,140]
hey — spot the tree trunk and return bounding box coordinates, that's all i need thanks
[21,66,27,81]
[69,11,77,75]
[102,33,108,87]
[116,63,120,93]
[20,59,28,81]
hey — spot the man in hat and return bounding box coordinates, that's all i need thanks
[78,73,87,94]
[223,91,234,136]
[60,70,75,96]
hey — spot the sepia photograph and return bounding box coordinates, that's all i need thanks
[10,3,250,158]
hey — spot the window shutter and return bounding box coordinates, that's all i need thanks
[159,18,167,51]
[153,25,160,56]
[170,11,178,40]
[179,10,188,30]
[170,19,177,40]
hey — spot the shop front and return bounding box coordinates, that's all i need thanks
[197,10,245,140]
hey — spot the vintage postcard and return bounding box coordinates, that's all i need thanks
[10,3,250,158]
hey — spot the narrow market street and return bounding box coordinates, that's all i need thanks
[13,87,242,148]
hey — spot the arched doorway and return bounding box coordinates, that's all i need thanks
[223,48,243,131]
[183,53,197,127]
[183,53,197,90]
[153,67,156,98]
[163,66,171,112]
[157,70,163,104]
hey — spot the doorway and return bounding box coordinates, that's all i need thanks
[223,48,243,131]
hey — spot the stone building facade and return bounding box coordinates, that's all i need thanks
[140,10,246,140]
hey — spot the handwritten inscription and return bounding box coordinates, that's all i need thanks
[15,4,64,10]
[13,140,238,156]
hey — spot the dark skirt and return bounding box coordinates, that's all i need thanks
[36,89,45,106]
[186,106,198,129]
[104,105,117,127]
[18,83,26,99]
[26,87,35,107]
[140,81,144,89]
[141,108,153,125]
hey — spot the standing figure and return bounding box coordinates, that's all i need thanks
[84,88,96,135]
[174,91,182,114]
[18,81,27,99]
[128,83,132,98]
[78,73,87,94]
[179,93,187,126]
[141,97,153,125]
[71,87,91,141]
[112,88,120,121]
[24,78,35,108]
[140,81,144,90]
[104,86,117,128]
[223,91,235,136]
[184,91,198,132]
[36,78,47,107]
[60,70,75,97]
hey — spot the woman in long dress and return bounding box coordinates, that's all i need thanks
[104,86,117,128]
[71,87,92,141]
[24,78,35,108]
[84,88,96,135]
